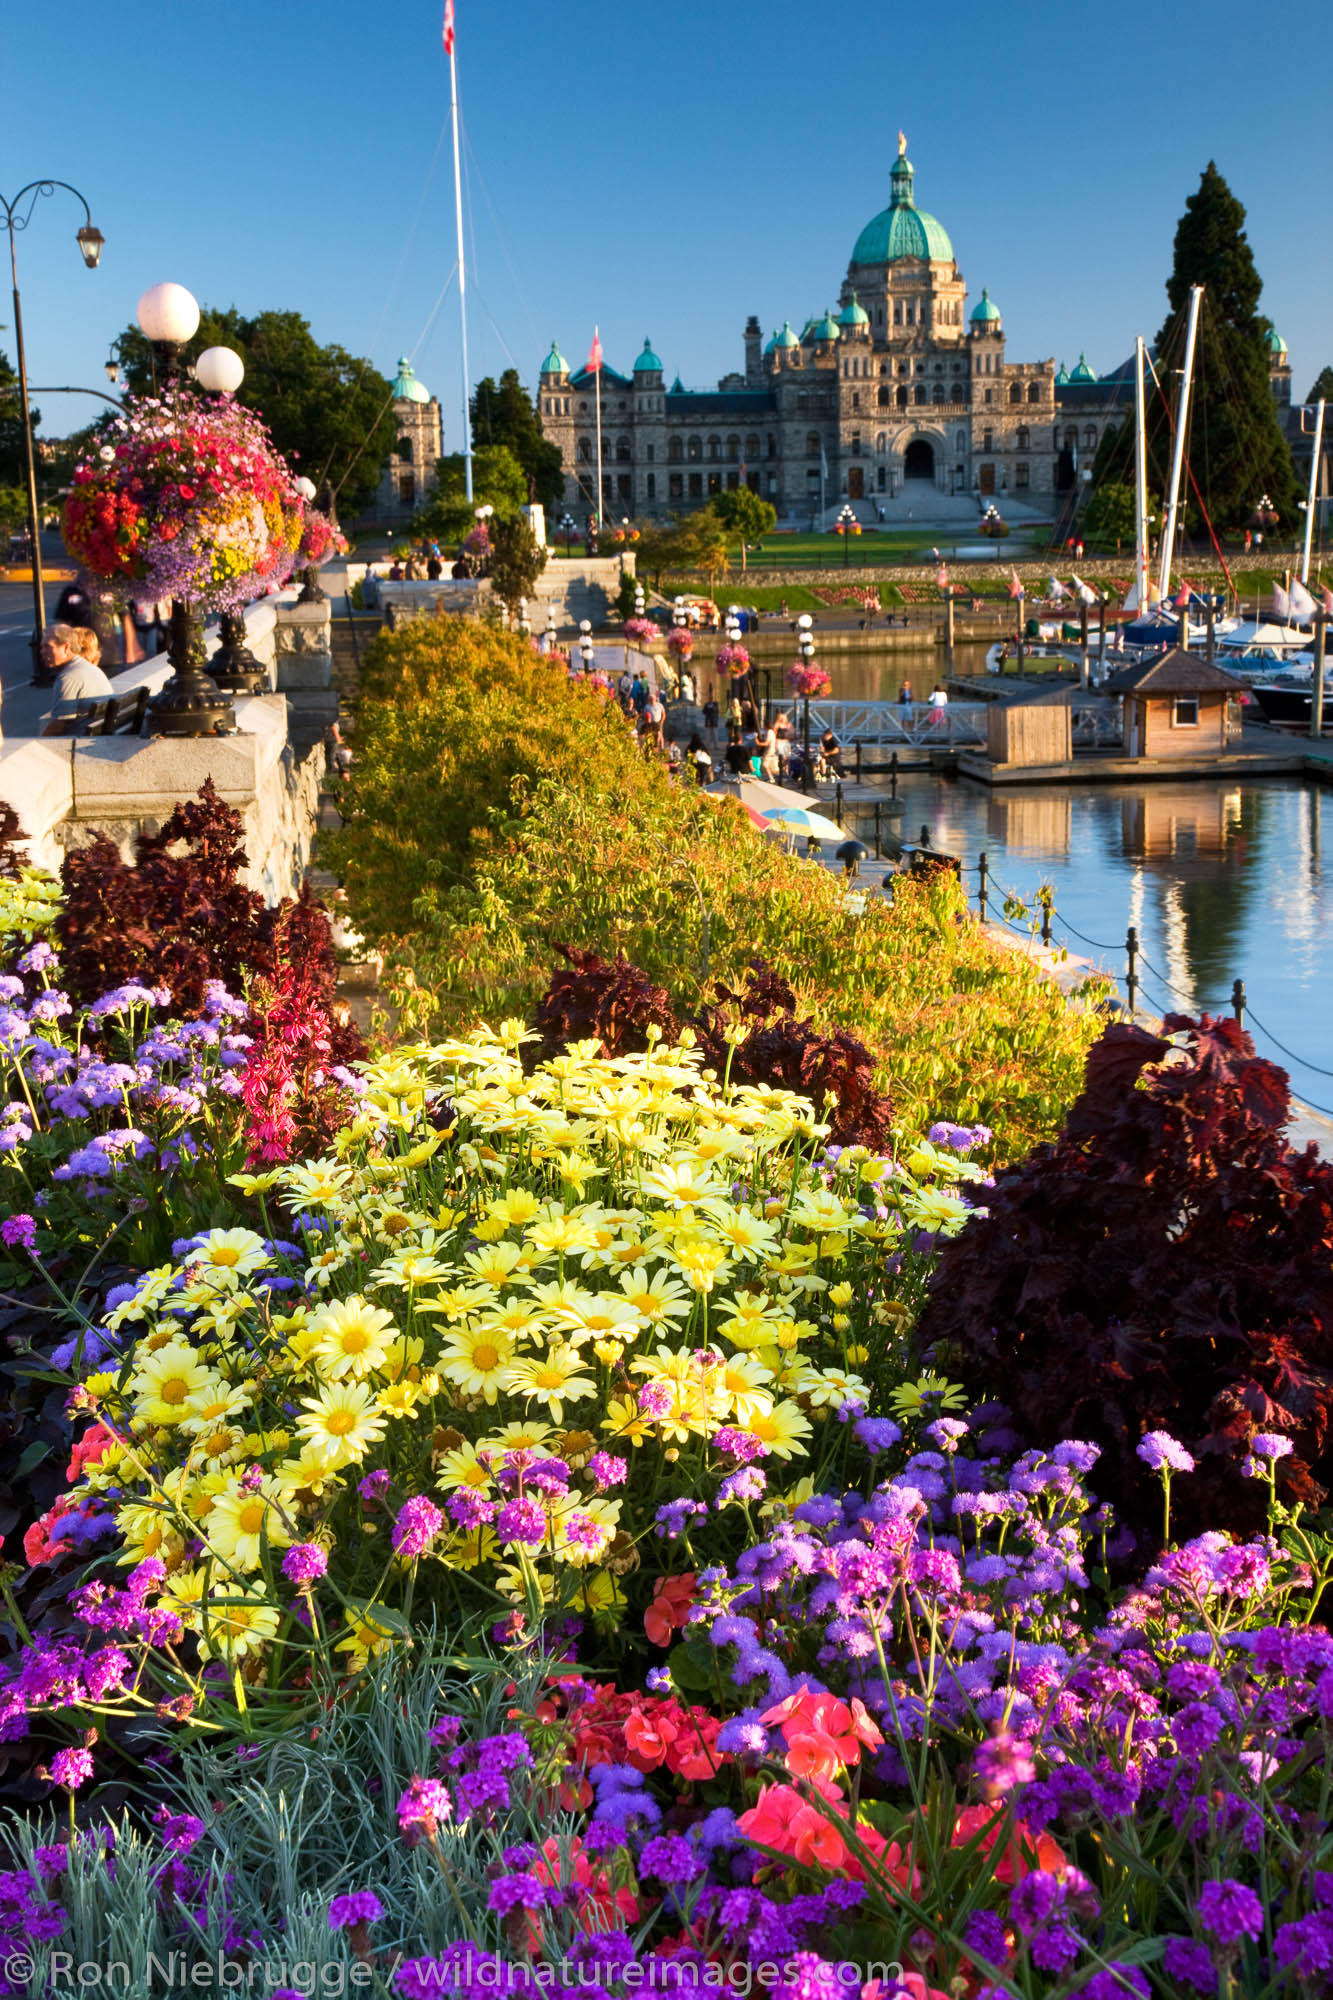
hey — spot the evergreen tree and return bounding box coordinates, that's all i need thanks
[1307,367,1333,405]
[470,370,565,510]
[1153,163,1297,532]
[0,346,38,490]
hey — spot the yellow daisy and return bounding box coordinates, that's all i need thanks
[205,1474,296,1572]
[197,1584,281,1662]
[295,1381,388,1468]
[309,1296,397,1380]
[130,1346,216,1428]
[438,1323,516,1404]
[502,1345,596,1424]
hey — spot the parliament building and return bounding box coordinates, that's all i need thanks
[537,137,1133,525]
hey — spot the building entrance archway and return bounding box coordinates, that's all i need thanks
[903,438,935,481]
[848,466,864,500]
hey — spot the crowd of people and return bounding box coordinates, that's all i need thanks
[609,659,850,793]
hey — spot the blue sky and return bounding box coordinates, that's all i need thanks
[4,0,1331,444]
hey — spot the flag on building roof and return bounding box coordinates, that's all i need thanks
[587,326,603,374]
[443,0,455,54]
[1009,569,1024,599]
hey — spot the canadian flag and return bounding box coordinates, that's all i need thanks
[1009,569,1024,599]
[936,565,949,589]
[1173,581,1191,610]
[443,0,455,54]
[587,326,603,374]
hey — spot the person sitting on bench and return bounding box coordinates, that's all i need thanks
[42,624,114,735]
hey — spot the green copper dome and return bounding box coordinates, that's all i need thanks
[540,339,568,376]
[1069,352,1097,383]
[391,356,432,403]
[765,321,800,355]
[838,293,870,328]
[851,151,954,266]
[805,309,841,344]
[1055,360,1070,386]
[970,289,1001,324]
[1266,327,1288,356]
[633,339,663,373]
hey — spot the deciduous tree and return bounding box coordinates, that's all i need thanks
[470,370,565,510]
[711,487,777,573]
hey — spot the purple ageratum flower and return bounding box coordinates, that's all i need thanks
[282,1543,329,1587]
[924,1417,969,1451]
[496,1497,547,1548]
[587,1451,629,1490]
[1249,1432,1294,1460]
[397,1776,452,1844]
[0,1213,37,1252]
[1137,1431,1195,1474]
[49,1746,94,1791]
[17,942,56,973]
[973,1729,1036,1798]
[1162,1939,1219,1992]
[655,1498,708,1540]
[392,1496,445,1559]
[718,1467,767,1507]
[1197,1878,1264,1946]
[1051,1439,1101,1474]
[854,1417,902,1455]
[329,1891,384,1930]
[638,1833,702,1885]
[358,1470,392,1502]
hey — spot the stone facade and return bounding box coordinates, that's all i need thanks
[538,138,1131,524]
[374,358,442,527]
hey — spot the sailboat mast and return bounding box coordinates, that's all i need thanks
[1157,284,1203,607]
[448,26,473,502]
[1301,399,1326,586]
[1133,336,1150,615]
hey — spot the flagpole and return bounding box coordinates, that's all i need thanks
[447,17,473,502]
[594,325,603,534]
[1133,335,1150,616]
[1301,399,1325,586]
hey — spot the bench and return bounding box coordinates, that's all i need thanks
[59,688,151,737]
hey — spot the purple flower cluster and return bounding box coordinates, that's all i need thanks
[392,1496,444,1558]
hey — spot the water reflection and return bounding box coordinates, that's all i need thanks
[882,770,1332,1098]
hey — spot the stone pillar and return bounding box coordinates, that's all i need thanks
[273,599,337,751]
[522,502,547,548]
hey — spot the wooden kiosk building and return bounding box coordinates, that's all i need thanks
[1104,650,1238,759]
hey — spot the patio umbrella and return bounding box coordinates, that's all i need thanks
[835,839,869,864]
[762,804,846,842]
[740,803,772,830]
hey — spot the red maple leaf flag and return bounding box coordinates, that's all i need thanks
[443,0,455,54]
[1173,581,1192,610]
[587,326,603,374]
[936,564,949,590]
[1009,569,1024,599]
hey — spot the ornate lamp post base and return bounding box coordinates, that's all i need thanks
[207,611,268,695]
[148,601,236,737]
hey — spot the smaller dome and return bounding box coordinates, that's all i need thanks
[1055,360,1070,386]
[540,339,568,376]
[804,309,841,345]
[392,355,432,403]
[1266,327,1288,356]
[1069,352,1097,383]
[766,321,800,355]
[837,292,870,329]
[970,289,1001,324]
[634,339,663,373]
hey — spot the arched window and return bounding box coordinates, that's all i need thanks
[1028,381,1042,403]
[668,437,683,463]
[905,304,915,325]
[935,361,945,375]
[876,432,887,453]
[396,436,414,462]
[1064,427,1077,450]
[687,435,702,461]
[852,392,860,410]
[726,435,740,461]
[983,428,994,452]
[578,439,591,462]
[1010,382,1023,404]
[806,431,821,458]
[1084,425,1097,450]
[933,384,945,404]
[894,304,902,326]
[897,386,908,409]
[745,434,760,461]
[646,473,656,499]
[579,401,588,413]
[914,384,927,405]
[1017,426,1029,450]
[877,386,890,407]
[615,435,631,463]
[707,436,721,461]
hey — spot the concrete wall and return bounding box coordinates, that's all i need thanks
[0,588,329,904]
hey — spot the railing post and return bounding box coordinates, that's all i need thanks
[978,851,988,923]
[1041,894,1053,949]
[890,751,899,798]
[835,779,844,825]
[1126,924,1139,1017]
[856,739,863,783]
[873,800,882,859]
[1231,977,1246,1030]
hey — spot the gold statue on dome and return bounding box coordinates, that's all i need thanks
[898,130,908,156]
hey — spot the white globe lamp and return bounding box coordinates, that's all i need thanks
[194,345,245,395]
[136,282,201,346]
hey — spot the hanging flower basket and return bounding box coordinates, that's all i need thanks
[63,389,304,614]
[666,627,694,660]
[714,642,751,678]
[623,617,659,645]
[788,661,831,698]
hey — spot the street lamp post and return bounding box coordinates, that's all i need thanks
[193,342,268,698]
[797,613,817,794]
[578,618,595,674]
[837,502,857,569]
[1,178,104,678]
[545,603,559,653]
[633,581,645,619]
[559,511,576,558]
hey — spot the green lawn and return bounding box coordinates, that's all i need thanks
[722,527,1045,569]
